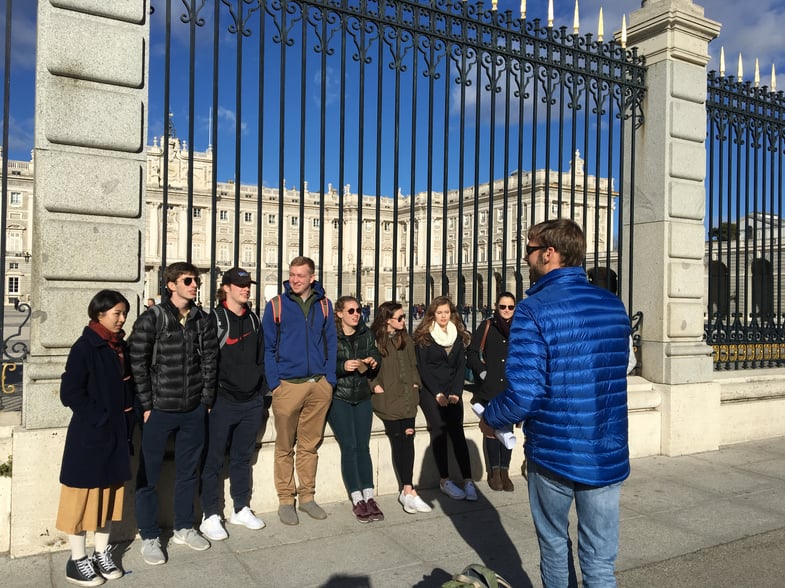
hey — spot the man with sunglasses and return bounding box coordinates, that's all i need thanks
[129,262,218,565]
[481,219,631,587]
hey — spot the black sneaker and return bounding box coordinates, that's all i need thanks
[92,546,123,580]
[65,556,105,587]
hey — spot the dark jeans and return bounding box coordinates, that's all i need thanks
[485,436,513,469]
[419,389,472,480]
[136,404,206,539]
[201,394,265,517]
[327,397,374,494]
[381,417,416,488]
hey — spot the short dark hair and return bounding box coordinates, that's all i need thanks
[527,218,586,267]
[163,262,200,293]
[88,290,130,321]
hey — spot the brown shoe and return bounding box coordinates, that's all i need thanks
[488,468,504,491]
[500,468,515,492]
[365,498,385,522]
[352,500,372,523]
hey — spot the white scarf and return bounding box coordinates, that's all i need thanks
[429,320,457,347]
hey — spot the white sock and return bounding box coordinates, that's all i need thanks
[362,488,374,501]
[350,491,363,505]
[94,523,111,553]
[68,532,87,560]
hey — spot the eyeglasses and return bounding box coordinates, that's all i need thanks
[525,244,548,257]
[391,314,406,322]
[182,277,201,287]
[497,304,515,311]
[344,307,360,315]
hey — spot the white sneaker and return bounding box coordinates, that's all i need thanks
[229,506,266,530]
[199,514,228,541]
[406,493,432,513]
[464,480,478,501]
[440,479,466,500]
[399,491,416,514]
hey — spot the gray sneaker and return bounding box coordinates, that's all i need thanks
[140,538,166,566]
[172,528,210,551]
[278,504,299,526]
[298,499,327,520]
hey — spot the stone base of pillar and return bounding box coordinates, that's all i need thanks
[657,381,721,456]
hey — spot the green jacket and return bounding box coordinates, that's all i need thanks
[334,321,381,404]
[370,332,422,420]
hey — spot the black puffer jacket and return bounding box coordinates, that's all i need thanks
[129,300,218,412]
[334,322,380,404]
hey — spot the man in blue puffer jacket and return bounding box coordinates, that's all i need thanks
[263,256,337,526]
[482,219,630,588]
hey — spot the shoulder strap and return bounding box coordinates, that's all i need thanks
[213,306,229,349]
[479,319,491,354]
[320,298,328,318]
[149,304,168,367]
[273,295,282,362]
[272,294,282,323]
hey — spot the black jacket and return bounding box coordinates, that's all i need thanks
[129,300,218,412]
[212,303,267,401]
[334,322,380,404]
[466,317,510,404]
[415,334,467,399]
[59,327,133,488]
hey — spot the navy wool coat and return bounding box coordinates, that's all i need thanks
[59,327,133,488]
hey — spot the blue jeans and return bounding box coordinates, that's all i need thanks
[201,394,265,517]
[136,405,206,539]
[527,461,622,588]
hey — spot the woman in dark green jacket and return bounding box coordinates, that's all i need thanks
[328,295,382,523]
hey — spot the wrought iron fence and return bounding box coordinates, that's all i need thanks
[147,0,645,330]
[705,71,785,369]
[0,0,29,409]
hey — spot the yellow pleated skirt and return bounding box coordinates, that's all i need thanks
[55,484,125,535]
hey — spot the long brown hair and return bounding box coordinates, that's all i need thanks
[412,296,470,346]
[371,301,406,357]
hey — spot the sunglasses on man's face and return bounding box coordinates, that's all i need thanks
[525,244,548,257]
[344,307,360,315]
[182,277,201,287]
[497,304,515,311]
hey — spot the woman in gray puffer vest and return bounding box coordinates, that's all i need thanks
[328,296,382,523]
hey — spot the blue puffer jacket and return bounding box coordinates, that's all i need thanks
[484,266,630,486]
[262,280,337,390]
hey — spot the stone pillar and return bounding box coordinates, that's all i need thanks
[12,0,148,556]
[624,0,721,455]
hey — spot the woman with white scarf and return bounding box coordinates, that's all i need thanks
[413,296,476,501]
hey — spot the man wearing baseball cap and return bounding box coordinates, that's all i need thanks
[200,267,268,541]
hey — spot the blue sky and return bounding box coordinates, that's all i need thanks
[2,0,784,171]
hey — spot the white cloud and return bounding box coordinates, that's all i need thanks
[217,106,248,134]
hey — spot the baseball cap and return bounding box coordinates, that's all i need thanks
[221,267,256,287]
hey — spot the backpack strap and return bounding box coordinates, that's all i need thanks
[149,304,168,367]
[213,306,229,349]
[272,295,282,362]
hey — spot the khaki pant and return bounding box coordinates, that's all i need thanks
[271,378,333,504]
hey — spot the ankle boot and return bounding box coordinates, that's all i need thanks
[500,468,514,492]
[488,468,503,491]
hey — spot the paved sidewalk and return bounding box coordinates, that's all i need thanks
[1,436,784,587]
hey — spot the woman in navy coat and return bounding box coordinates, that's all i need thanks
[56,290,133,587]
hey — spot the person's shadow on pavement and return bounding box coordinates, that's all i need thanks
[415,440,534,588]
